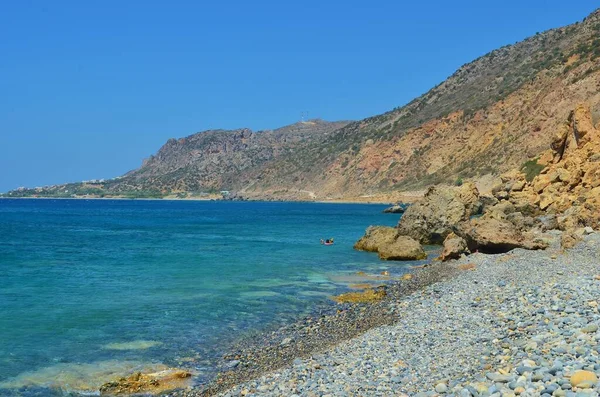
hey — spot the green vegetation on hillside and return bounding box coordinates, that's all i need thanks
[521,158,545,182]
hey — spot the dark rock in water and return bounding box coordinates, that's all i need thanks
[382,204,408,214]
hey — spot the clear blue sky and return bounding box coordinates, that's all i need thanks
[0,1,597,192]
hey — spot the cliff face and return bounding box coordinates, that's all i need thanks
[106,120,350,194]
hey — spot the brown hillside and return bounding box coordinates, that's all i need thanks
[5,9,600,200]
[240,9,600,200]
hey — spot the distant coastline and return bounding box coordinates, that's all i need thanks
[0,195,422,204]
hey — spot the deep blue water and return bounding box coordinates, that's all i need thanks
[0,199,427,395]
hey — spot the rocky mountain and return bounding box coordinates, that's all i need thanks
[103,119,350,196]
[239,9,600,200]
[3,120,350,198]
[5,9,600,200]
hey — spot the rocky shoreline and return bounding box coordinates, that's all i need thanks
[184,231,600,397]
[173,259,458,397]
[152,103,600,396]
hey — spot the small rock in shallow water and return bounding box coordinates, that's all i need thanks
[225,360,240,369]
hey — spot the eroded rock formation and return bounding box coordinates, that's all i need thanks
[353,226,426,260]
[396,182,482,245]
[356,103,599,260]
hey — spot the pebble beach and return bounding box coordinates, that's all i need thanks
[193,230,600,397]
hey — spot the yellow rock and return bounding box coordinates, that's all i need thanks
[401,274,413,281]
[458,263,476,271]
[331,288,386,304]
[348,283,378,290]
[99,369,192,396]
[514,386,525,395]
[570,370,598,387]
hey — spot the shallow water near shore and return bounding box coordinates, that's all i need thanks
[0,199,424,396]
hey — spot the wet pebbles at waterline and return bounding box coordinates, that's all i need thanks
[216,231,600,396]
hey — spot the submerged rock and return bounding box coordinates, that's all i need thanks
[99,369,192,396]
[103,340,162,351]
[331,288,386,304]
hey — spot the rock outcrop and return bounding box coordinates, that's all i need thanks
[439,233,469,261]
[354,226,426,261]
[353,226,399,253]
[359,104,599,260]
[396,182,481,244]
[99,369,192,396]
[458,217,547,254]
[491,103,600,249]
[378,236,427,261]
[382,204,408,214]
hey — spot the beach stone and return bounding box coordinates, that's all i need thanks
[435,383,448,393]
[581,324,598,333]
[486,373,514,382]
[226,360,240,369]
[570,370,598,387]
[207,229,600,397]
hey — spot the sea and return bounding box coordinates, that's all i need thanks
[0,199,430,396]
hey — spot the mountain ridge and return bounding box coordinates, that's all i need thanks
[4,9,600,200]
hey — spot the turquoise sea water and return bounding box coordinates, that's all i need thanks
[0,199,428,395]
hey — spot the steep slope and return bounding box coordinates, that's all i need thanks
[5,9,600,201]
[240,9,600,199]
[2,120,349,198]
[107,119,349,194]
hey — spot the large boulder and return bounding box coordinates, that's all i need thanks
[458,217,548,254]
[397,182,481,244]
[439,232,469,261]
[378,236,427,261]
[354,226,427,261]
[354,226,398,252]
